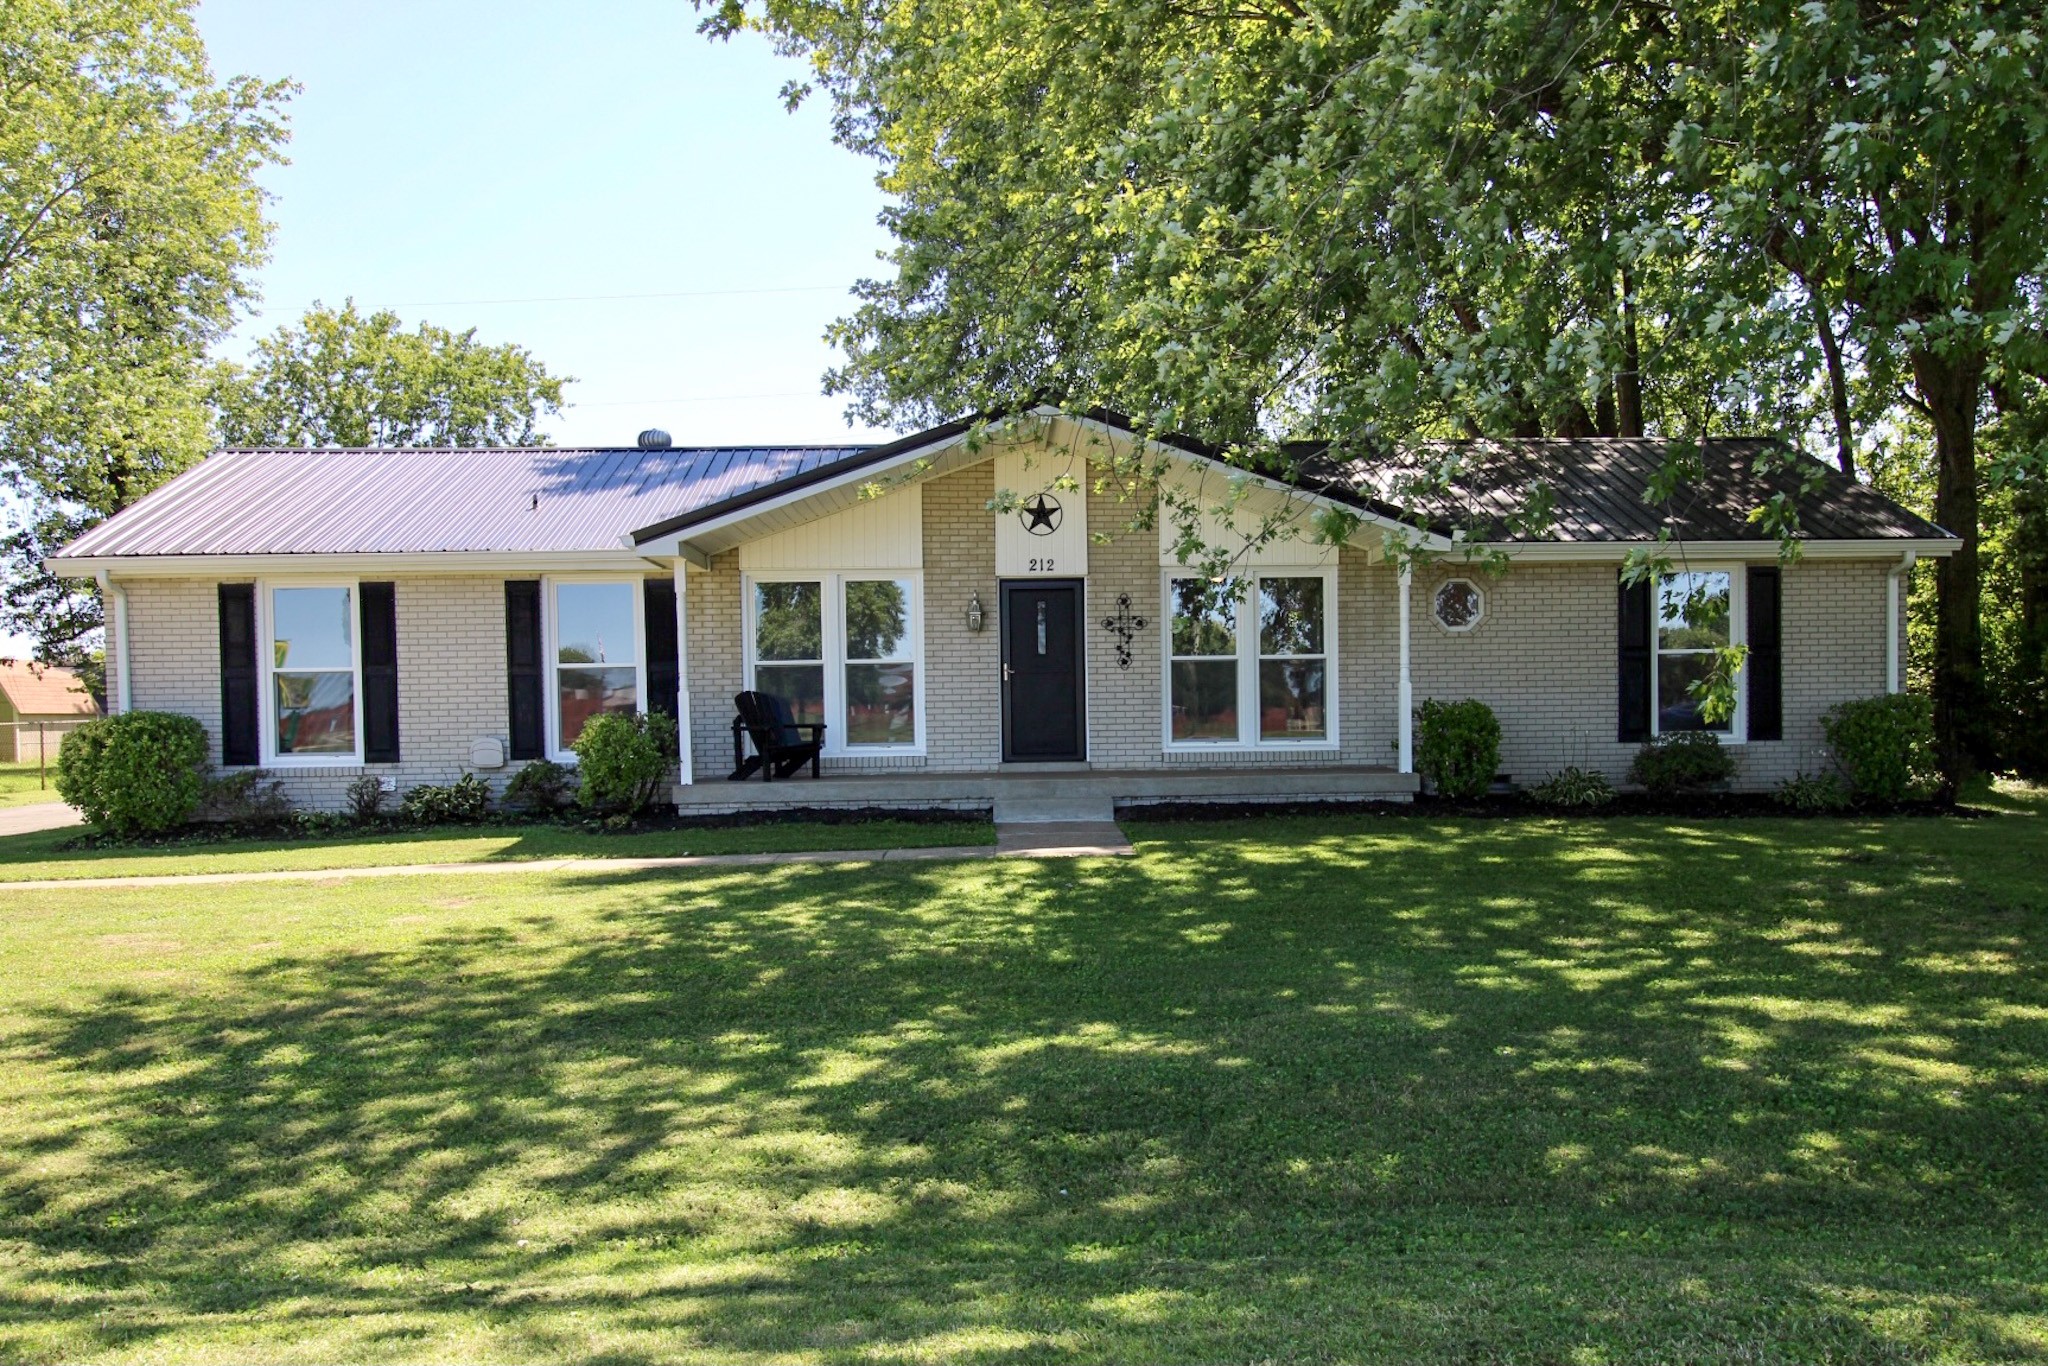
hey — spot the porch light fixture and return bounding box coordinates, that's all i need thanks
[966,591,985,633]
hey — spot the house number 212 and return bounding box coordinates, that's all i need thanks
[1027,557,1056,573]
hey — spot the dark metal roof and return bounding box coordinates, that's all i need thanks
[56,444,876,558]
[54,420,1952,563]
[1292,436,1952,543]
[628,416,980,543]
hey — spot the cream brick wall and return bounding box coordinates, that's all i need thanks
[684,551,744,782]
[1402,558,1895,788]
[125,579,225,765]
[121,576,524,811]
[922,463,1002,771]
[108,507,1908,804]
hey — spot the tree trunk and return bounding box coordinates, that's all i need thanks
[1616,267,1644,438]
[2012,478,2048,776]
[1911,348,1990,782]
[1813,294,1856,478]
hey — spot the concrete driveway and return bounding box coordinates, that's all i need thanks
[0,802,83,836]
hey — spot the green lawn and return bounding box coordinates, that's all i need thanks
[0,759,62,809]
[0,816,996,882]
[1,797,2045,1362]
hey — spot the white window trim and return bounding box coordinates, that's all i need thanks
[1160,567,1340,752]
[1651,564,1748,744]
[1431,577,1485,634]
[743,570,926,757]
[257,577,365,769]
[543,575,648,764]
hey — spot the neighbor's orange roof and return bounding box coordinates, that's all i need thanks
[0,660,99,717]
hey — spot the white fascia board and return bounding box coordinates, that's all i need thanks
[47,549,672,580]
[1475,537,1961,563]
[637,427,981,559]
[1042,407,1456,553]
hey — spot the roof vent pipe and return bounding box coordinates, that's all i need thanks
[637,428,672,451]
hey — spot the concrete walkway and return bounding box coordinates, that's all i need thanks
[3,831,1143,892]
[0,801,83,837]
[995,820,1135,856]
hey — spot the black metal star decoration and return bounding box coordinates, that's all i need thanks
[1020,493,1062,535]
[1100,592,1149,671]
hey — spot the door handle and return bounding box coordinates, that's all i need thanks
[1003,663,1014,681]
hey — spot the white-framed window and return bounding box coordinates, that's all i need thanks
[1433,578,1485,632]
[546,577,645,760]
[745,572,923,754]
[1654,567,1746,740]
[260,580,362,766]
[1163,569,1336,749]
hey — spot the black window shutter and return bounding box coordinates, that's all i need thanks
[1747,565,1783,741]
[359,582,400,762]
[1617,572,1653,743]
[505,580,544,760]
[218,583,260,766]
[643,578,681,730]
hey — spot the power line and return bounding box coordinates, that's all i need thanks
[571,390,824,408]
[251,283,852,314]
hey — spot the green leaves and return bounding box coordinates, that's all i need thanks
[210,300,571,449]
[1,0,290,659]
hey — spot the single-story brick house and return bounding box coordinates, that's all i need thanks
[0,658,101,763]
[49,408,1956,813]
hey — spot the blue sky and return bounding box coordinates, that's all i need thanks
[200,0,897,449]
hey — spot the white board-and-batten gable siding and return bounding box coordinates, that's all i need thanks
[1157,459,1338,569]
[737,483,924,571]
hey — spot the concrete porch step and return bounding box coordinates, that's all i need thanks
[993,792,1116,824]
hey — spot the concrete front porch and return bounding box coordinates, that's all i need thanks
[672,764,1419,818]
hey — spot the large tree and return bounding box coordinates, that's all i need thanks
[211,299,571,448]
[711,0,2048,775]
[0,0,289,663]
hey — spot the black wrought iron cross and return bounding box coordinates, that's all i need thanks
[1100,591,1150,671]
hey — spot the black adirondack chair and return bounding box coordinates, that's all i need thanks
[729,690,827,780]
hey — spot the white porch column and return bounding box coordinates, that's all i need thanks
[674,559,694,784]
[1397,562,1414,773]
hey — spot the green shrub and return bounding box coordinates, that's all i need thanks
[54,711,209,834]
[1822,694,1940,803]
[504,758,576,814]
[399,773,492,824]
[573,711,678,815]
[199,769,294,823]
[1627,731,1737,795]
[1415,698,1501,799]
[344,774,388,824]
[1774,769,1852,812]
[1526,765,1616,809]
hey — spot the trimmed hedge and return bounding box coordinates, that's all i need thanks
[1416,698,1501,799]
[1628,731,1736,795]
[1823,694,1940,803]
[573,712,678,815]
[54,711,209,834]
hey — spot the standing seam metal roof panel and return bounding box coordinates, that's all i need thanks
[56,445,877,558]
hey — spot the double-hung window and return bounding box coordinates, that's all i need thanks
[549,579,643,757]
[264,583,361,763]
[1165,570,1334,748]
[746,574,921,752]
[1654,569,1744,737]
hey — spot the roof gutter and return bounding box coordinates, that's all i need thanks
[1887,550,1919,694]
[1474,537,1959,564]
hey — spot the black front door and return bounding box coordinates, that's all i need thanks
[1001,579,1086,761]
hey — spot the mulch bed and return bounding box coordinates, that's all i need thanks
[1121,791,1968,823]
